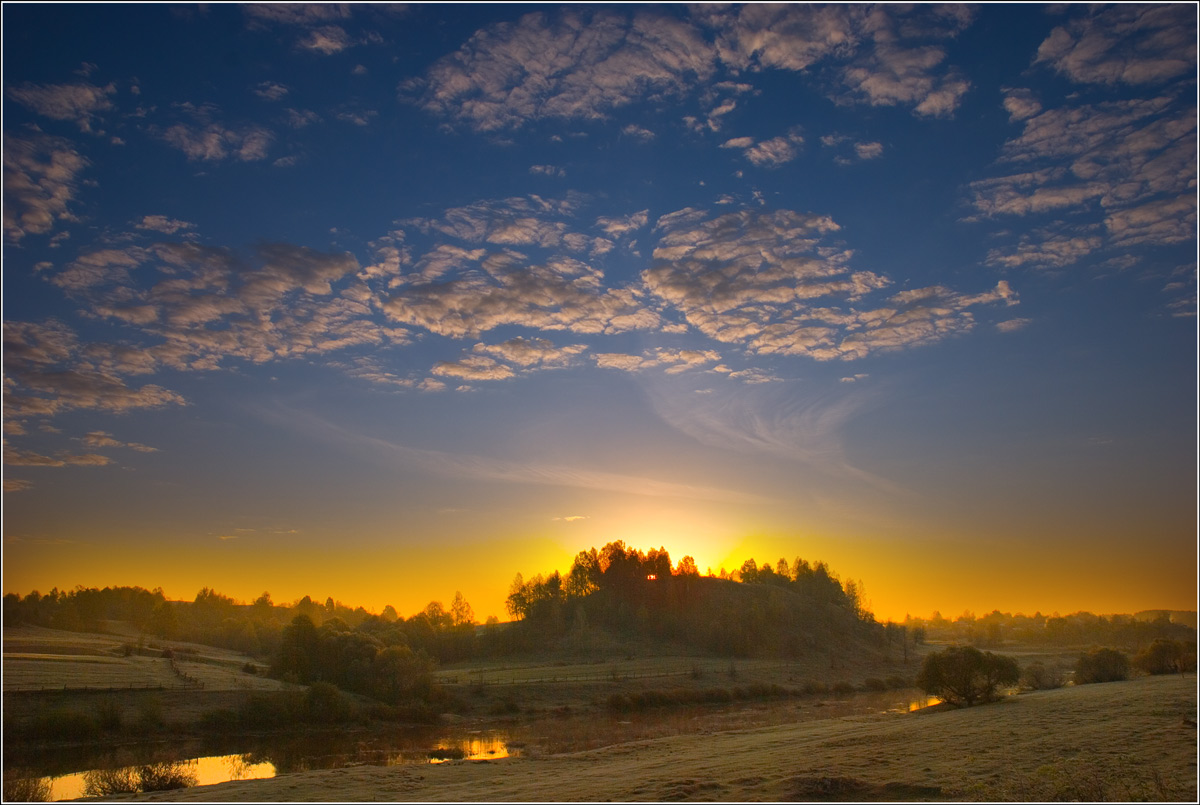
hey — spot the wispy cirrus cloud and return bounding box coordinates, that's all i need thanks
[267,405,772,504]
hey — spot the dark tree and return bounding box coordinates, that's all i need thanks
[1073,647,1130,684]
[1134,638,1191,675]
[916,645,1019,707]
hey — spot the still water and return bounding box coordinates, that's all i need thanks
[9,692,940,801]
[8,729,516,802]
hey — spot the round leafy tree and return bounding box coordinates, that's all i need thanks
[916,645,1019,707]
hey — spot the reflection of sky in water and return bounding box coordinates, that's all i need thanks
[427,734,513,764]
[43,755,276,802]
[33,735,515,800]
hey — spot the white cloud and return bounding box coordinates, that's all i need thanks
[298,25,353,54]
[854,141,883,160]
[472,337,587,368]
[529,164,566,178]
[621,123,655,141]
[431,355,515,381]
[1034,4,1197,86]
[6,81,116,132]
[136,215,195,235]
[595,209,648,237]
[253,81,290,101]
[645,207,1016,361]
[995,318,1031,333]
[162,121,274,162]
[1002,88,1042,122]
[3,133,88,243]
[411,9,717,131]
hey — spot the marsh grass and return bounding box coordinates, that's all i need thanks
[82,761,198,796]
[2,770,51,802]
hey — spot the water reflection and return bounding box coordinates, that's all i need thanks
[7,691,943,800]
[13,731,517,802]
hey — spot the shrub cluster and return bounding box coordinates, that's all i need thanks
[1073,648,1130,684]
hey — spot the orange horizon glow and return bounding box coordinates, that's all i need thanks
[5,529,1194,627]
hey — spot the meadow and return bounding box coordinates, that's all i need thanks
[95,674,1197,802]
[4,622,1196,801]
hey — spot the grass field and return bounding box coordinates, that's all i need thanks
[2,626,287,694]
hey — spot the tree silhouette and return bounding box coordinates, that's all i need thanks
[917,645,1019,706]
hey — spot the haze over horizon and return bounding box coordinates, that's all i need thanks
[3,3,1196,625]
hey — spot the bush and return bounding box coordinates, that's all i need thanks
[831,681,856,696]
[861,677,888,692]
[1074,648,1129,684]
[303,682,354,724]
[1021,661,1065,690]
[884,675,911,690]
[916,645,1019,707]
[1134,639,1191,676]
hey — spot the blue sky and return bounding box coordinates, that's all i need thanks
[3,3,1196,621]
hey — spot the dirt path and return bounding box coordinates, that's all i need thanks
[108,675,1197,801]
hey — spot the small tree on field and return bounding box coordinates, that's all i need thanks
[1134,639,1192,676]
[1073,647,1129,684]
[916,645,1019,707]
[1020,660,1065,690]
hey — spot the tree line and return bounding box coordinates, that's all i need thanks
[502,541,883,657]
[904,608,1195,650]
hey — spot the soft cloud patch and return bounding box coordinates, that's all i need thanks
[7,81,116,132]
[431,355,515,382]
[381,197,655,338]
[472,337,587,368]
[645,207,1016,361]
[411,9,717,131]
[621,123,655,141]
[82,431,158,452]
[160,103,273,162]
[298,25,353,54]
[594,347,721,375]
[3,444,113,467]
[252,81,290,101]
[970,92,1196,264]
[3,134,88,242]
[136,215,195,235]
[1035,4,1197,86]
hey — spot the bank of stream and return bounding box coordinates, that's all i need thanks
[4,689,943,801]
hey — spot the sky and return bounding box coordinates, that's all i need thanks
[3,2,1196,624]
